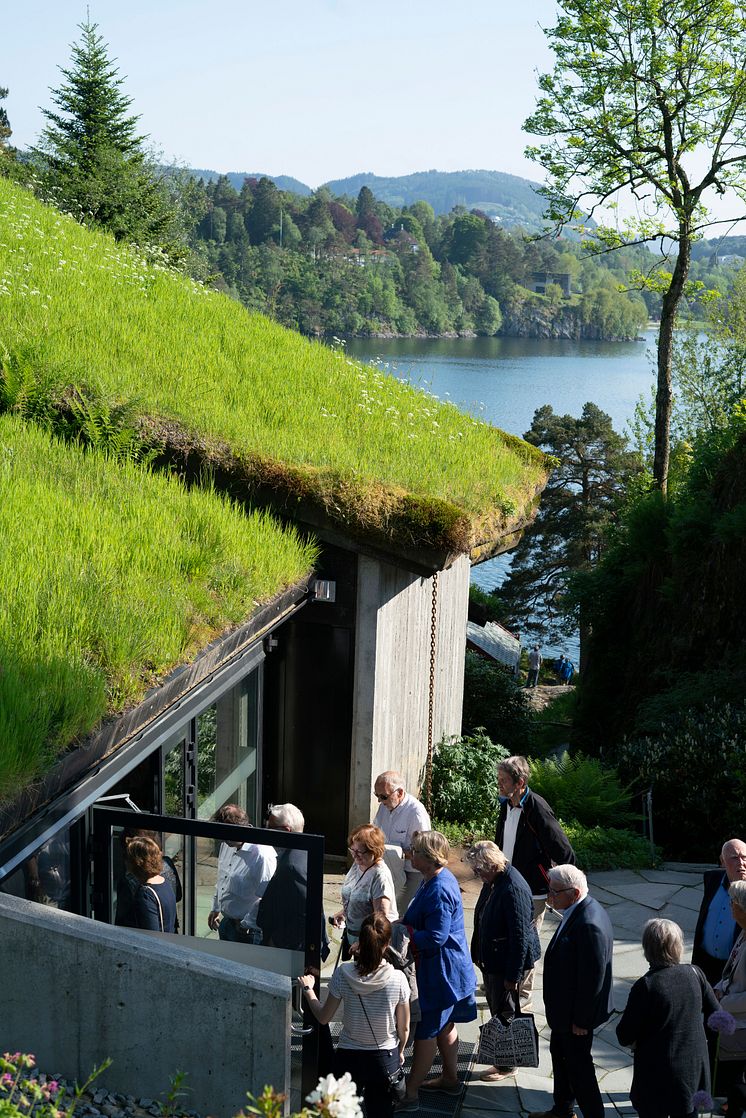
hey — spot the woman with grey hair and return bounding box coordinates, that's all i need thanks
[616,918,717,1118]
[466,841,539,1081]
[710,881,746,1114]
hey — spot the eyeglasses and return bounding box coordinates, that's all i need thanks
[349,846,372,858]
[547,885,575,895]
[375,793,390,802]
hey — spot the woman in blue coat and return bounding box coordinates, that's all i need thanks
[397,830,477,1108]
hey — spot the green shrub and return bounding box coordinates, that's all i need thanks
[529,752,637,828]
[431,730,507,832]
[531,688,577,756]
[615,699,746,859]
[564,821,660,871]
[461,650,534,748]
[432,818,493,847]
[468,584,505,624]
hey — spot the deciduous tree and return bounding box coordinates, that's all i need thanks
[526,0,746,493]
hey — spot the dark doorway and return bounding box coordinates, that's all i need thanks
[263,545,356,854]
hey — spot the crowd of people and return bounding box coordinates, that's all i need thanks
[116,760,746,1118]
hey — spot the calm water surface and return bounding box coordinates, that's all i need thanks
[346,332,658,660]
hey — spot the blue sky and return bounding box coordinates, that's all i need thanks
[3,0,558,187]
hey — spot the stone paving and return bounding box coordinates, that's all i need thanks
[456,861,711,1118]
[323,859,713,1118]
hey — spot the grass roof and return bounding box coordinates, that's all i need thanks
[0,414,317,800]
[0,178,547,557]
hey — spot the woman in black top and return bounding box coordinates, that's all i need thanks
[617,918,718,1118]
[126,836,177,933]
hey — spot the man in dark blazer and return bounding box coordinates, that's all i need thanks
[692,837,746,985]
[529,865,613,1118]
[496,755,576,1006]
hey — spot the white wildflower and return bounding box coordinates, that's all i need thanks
[306,1073,363,1118]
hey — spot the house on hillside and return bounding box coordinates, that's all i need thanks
[531,270,572,296]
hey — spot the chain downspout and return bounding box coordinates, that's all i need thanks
[425,572,439,814]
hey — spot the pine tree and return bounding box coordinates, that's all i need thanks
[0,86,12,150]
[36,21,184,260]
[499,403,641,668]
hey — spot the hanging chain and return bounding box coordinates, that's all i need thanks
[425,572,439,814]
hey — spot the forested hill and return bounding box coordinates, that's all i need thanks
[186,167,547,228]
[322,170,547,226]
[188,169,313,196]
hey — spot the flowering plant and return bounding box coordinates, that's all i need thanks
[241,1074,363,1118]
[707,1007,739,1097]
[0,1052,62,1118]
[0,1052,108,1118]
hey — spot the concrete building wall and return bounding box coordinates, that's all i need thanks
[349,554,470,827]
[0,895,290,1118]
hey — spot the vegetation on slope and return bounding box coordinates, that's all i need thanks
[0,414,317,799]
[0,178,547,554]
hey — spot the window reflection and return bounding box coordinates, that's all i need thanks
[1,828,73,910]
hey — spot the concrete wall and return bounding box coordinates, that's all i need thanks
[0,895,291,1118]
[349,554,470,827]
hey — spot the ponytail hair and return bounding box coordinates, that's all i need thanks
[355,911,392,976]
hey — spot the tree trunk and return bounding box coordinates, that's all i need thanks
[654,230,691,494]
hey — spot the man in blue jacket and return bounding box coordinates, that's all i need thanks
[530,865,613,1118]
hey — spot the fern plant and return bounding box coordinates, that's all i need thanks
[529,752,637,828]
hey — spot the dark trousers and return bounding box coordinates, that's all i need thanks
[550,1029,604,1118]
[333,1047,399,1118]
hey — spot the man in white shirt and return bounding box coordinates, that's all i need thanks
[372,770,430,911]
[208,803,277,944]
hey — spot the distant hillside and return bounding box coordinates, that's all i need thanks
[182,167,547,227]
[187,168,312,195]
[322,169,548,227]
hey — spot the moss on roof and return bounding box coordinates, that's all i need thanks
[0,414,317,800]
[0,179,547,556]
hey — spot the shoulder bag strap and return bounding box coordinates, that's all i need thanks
[356,988,382,1047]
[144,884,165,932]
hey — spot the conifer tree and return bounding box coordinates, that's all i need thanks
[37,20,184,260]
[499,403,640,668]
[0,86,12,150]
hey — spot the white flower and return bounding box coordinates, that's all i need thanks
[306,1072,363,1118]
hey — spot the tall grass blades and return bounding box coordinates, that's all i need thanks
[0,415,317,799]
[0,178,546,541]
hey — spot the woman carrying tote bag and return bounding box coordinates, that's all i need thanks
[299,912,410,1118]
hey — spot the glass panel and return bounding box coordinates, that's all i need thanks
[3,829,75,910]
[113,824,184,933]
[196,671,259,822]
[164,737,186,816]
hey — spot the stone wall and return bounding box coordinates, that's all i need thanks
[0,895,290,1118]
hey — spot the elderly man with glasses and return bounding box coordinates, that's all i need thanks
[372,770,430,911]
[529,864,613,1118]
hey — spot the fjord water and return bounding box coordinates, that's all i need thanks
[345,332,656,440]
[346,332,657,659]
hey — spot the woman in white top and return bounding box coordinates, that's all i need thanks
[300,912,410,1118]
[331,824,398,955]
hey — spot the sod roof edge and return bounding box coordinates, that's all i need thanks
[141,416,549,570]
[0,578,311,846]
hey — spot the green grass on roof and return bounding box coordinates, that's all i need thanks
[0,179,546,552]
[0,414,317,800]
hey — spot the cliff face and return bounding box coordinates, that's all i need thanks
[574,421,746,745]
[499,289,644,342]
